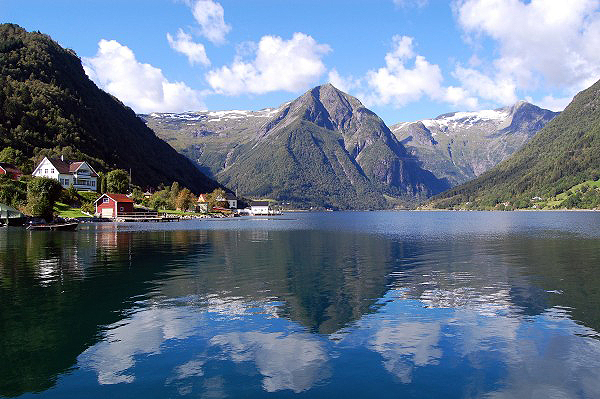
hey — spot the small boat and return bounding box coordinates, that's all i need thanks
[27,222,79,231]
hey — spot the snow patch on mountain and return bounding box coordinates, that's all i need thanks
[146,106,286,124]
[421,109,511,131]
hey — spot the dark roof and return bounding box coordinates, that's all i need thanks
[0,162,22,175]
[250,201,269,207]
[95,193,134,204]
[224,192,237,200]
[47,158,71,174]
[45,158,98,177]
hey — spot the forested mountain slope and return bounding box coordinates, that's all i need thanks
[430,79,600,209]
[0,24,217,193]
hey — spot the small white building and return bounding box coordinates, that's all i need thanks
[249,201,270,215]
[224,192,238,209]
[32,156,98,191]
[213,192,238,209]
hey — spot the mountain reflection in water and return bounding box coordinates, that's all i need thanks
[1,212,600,398]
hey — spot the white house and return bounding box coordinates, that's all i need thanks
[249,201,270,215]
[212,192,238,209]
[224,192,238,209]
[32,156,98,191]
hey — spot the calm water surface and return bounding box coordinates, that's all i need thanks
[1,211,600,398]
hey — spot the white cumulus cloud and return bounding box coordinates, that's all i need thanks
[328,68,361,94]
[83,39,205,113]
[361,35,444,107]
[452,65,518,105]
[206,32,331,95]
[167,29,210,66]
[189,0,231,44]
[334,35,481,110]
[533,94,575,112]
[454,0,600,99]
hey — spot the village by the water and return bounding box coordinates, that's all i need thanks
[0,155,280,230]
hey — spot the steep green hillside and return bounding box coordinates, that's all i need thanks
[530,180,600,209]
[430,79,600,209]
[218,118,385,209]
[0,24,217,193]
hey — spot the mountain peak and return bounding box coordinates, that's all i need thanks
[258,84,367,136]
[319,82,339,90]
[504,100,532,113]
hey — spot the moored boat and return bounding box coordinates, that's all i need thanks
[27,222,79,231]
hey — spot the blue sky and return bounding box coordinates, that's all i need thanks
[3,0,600,123]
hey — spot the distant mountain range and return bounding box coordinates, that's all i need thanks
[391,102,558,186]
[144,85,557,208]
[430,78,600,209]
[145,84,449,209]
[0,24,218,193]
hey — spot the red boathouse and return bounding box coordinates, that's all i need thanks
[95,193,134,218]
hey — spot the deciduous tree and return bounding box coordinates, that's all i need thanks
[175,188,195,211]
[106,169,129,194]
[26,177,62,221]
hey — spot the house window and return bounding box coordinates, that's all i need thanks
[91,181,95,187]
[103,197,109,203]
[44,169,48,174]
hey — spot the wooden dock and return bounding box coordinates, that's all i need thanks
[113,212,181,223]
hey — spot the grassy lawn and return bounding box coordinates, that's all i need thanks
[54,202,90,218]
[534,179,600,209]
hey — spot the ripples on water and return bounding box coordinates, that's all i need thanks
[1,211,600,398]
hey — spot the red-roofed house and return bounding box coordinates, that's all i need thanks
[0,162,23,180]
[32,156,98,191]
[94,193,134,218]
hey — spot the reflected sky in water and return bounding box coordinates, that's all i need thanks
[1,211,600,398]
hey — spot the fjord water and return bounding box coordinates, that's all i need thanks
[2,212,600,398]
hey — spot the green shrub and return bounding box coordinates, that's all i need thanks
[0,175,27,208]
[26,177,62,221]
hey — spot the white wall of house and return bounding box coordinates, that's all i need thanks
[32,158,60,180]
[250,205,270,215]
[227,199,237,209]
